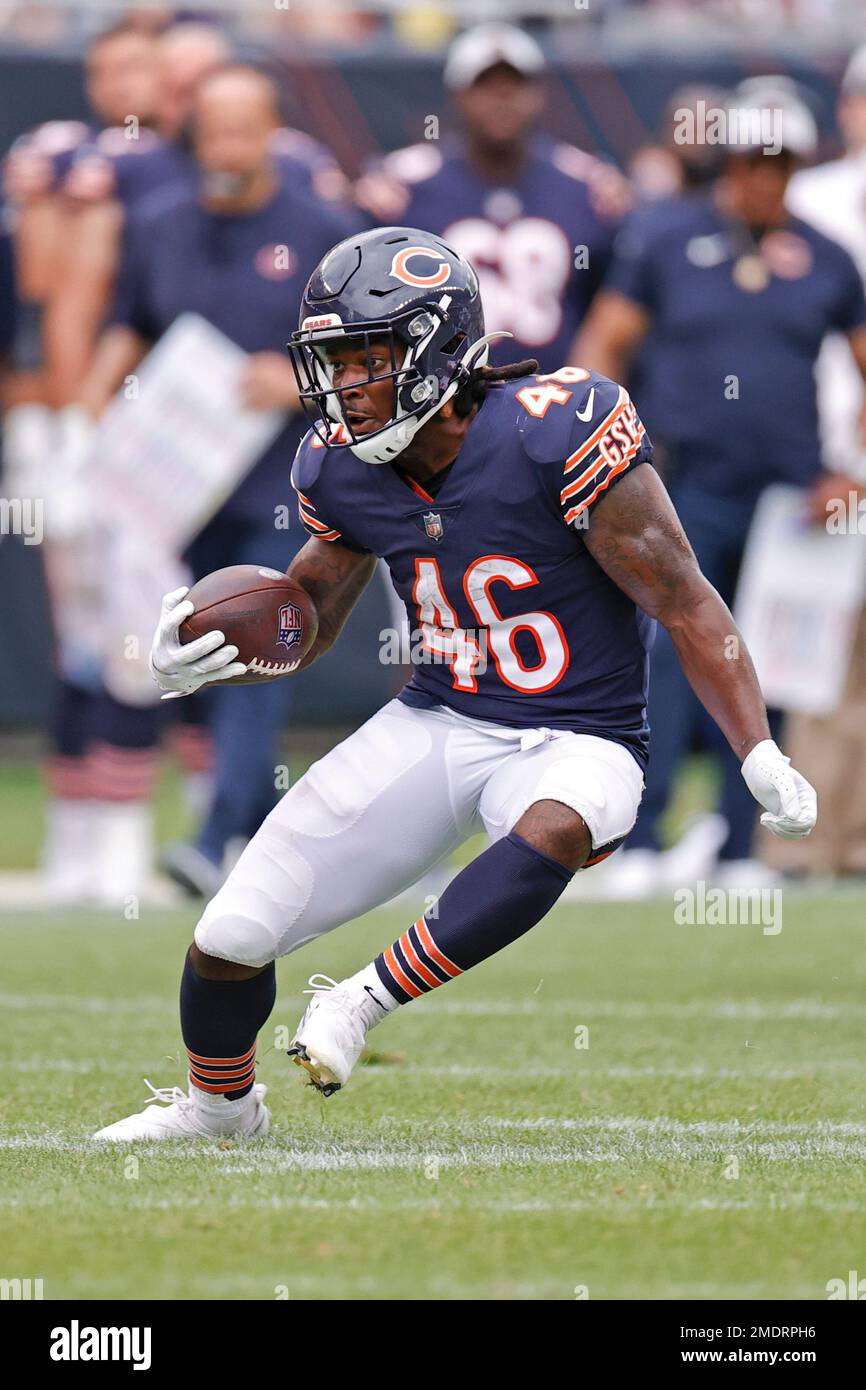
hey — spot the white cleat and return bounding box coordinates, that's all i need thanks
[289,974,386,1096]
[91,1079,270,1142]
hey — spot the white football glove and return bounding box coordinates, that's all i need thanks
[741,739,817,839]
[149,586,248,700]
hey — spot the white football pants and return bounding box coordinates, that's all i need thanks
[195,698,644,967]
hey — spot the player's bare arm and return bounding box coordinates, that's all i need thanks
[285,537,377,672]
[44,199,125,406]
[585,463,768,761]
[148,538,375,699]
[586,463,816,838]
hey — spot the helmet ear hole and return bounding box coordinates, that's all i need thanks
[441,332,466,356]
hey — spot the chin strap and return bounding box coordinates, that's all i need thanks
[348,330,515,465]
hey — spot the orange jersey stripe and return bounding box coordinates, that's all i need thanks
[563,445,641,525]
[560,422,645,507]
[299,508,331,533]
[562,387,627,475]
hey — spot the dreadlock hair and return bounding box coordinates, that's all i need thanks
[453,357,540,418]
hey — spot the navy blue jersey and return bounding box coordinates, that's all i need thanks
[62,126,348,213]
[0,224,15,356]
[605,193,866,501]
[2,120,94,203]
[362,136,629,372]
[292,368,654,765]
[62,126,184,210]
[109,177,358,521]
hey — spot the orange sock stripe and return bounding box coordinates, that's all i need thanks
[383,945,423,999]
[45,757,93,799]
[186,1042,256,1067]
[189,1071,255,1094]
[187,1057,257,1080]
[399,931,443,990]
[415,918,461,978]
[169,725,214,774]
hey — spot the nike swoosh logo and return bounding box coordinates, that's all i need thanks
[574,388,595,422]
[364,984,387,1011]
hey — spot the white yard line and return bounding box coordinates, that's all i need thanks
[3,1129,866,1164]
[392,1062,860,1079]
[486,1116,866,1135]
[1,1190,864,1217]
[427,998,863,1020]
[1,991,861,1021]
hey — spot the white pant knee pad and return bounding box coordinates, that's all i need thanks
[194,835,314,968]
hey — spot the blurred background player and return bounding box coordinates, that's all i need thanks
[45,20,233,404]
[775,48,866,878]
[34,21,353,906]
[627,84,730,206]
[0,220,14,396]
[577,78,866,895]
[356,22,630,373]
[49,18,349,403]
[3,19,161,411]
[72,63,357,901]
[2,19,163,901]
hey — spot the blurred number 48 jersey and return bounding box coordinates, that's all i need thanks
[363,137,628,369]
[292,369,655,769]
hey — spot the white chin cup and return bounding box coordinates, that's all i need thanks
[346,331,511,465]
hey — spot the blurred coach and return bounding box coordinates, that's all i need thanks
[79,64,358,897]
[577,79,866,892]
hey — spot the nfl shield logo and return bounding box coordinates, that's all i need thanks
[277,602,303,649]
[423,511,444,541]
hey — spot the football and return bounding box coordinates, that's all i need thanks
[179,564,318,684]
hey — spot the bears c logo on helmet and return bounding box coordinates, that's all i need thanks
[389,246,452,288]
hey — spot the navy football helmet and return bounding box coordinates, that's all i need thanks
[288,226,502,464]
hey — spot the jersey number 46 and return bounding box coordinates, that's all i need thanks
[412,556,569,694]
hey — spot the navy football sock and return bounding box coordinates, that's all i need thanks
[374,832,573,1004]
[180,950,276,1100]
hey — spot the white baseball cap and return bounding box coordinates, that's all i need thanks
[728,77,818,158]
[444,23,546,91]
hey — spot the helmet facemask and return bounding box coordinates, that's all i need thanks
[288,301,490,464]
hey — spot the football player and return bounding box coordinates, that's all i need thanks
[93,227,816,1140]
[355,23,630,373]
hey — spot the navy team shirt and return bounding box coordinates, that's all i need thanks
[63,127,348,214]
[292,369,655,767]
[0,224,16,359]
[109,176,357,521]
[605,193,866,503]
[365,135,628,371]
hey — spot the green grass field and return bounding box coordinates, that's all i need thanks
[2,888,865,1300]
